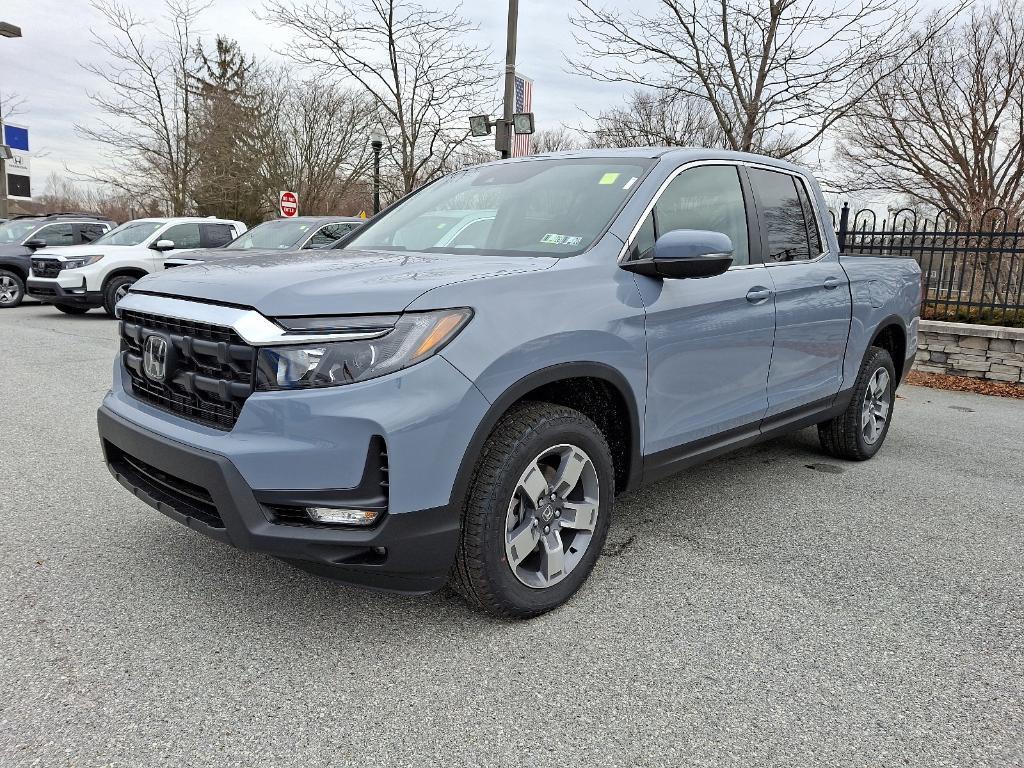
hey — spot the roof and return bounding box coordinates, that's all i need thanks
[125,217,246,225]
[501,146,811,175]
[264,216,364,223]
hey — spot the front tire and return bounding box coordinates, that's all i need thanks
[451,402,614,619]
[0,269,25,308]
[818,346,896,461]
[103,275,136,317]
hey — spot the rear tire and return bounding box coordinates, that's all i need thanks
[818,346,896,461]
[54,304,90,315]
[451,401,614,619]
[0,269,25,308]
[103,275,137,317]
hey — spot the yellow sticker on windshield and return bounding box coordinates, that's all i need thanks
[599,173,620,185]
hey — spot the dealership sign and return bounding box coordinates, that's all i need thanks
[2,122,32,200]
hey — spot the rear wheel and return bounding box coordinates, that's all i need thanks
[818,346,896,461]
[451,402,614,618]
[103,275,137,317]
[54,304,90,315]
[0,269,25,308]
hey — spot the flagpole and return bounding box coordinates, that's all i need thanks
[497,0,519,159]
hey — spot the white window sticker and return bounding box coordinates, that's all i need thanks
[540,233,584,246]
[622,177,638,190]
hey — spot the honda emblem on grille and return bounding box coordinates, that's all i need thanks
[143,335,169,382]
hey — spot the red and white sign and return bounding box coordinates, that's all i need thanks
[279,190,299,218]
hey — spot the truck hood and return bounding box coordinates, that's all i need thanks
[32,243,133,258]
[166,247,285,262]
[131,248,558,316]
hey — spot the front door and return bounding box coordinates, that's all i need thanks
[630,164,776,456]
[746,168,852,417]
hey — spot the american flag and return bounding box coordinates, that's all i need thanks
[512,74,533,157]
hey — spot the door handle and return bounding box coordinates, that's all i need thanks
[823,276,843,290]
[746,287,773,303]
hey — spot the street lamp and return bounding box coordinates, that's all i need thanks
[370,131,383,215]
[0,21,23,220]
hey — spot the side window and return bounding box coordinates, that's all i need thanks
[160,223,202,249]
[794,179,823,255]
[309,224,348,248]
[200,223,235,248]
[79,223,108,243]
[448,218,494,248]
[653,165,750,266]
[747,169,813,262]
[34,223,76,247]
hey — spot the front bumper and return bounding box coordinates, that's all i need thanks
[98,405,460,593]
[26,275,102,306]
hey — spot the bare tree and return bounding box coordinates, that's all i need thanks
[569,0,965,160]
[261,71,376,215]
[76,0,208,214]
[263,0,496,196]
[584,90,725,149]
[839,2,1024,221]
[531,127,582,154]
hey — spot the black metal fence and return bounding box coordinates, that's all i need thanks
[834,204,1024,326]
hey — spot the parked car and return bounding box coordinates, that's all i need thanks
[164,216,364,269]
[26,216,246,316]
[0,213,115,308]
[97,149,920,618]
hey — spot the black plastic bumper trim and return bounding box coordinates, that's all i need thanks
[97,404,460,593]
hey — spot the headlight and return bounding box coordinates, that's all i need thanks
[62,255,104,270]
[255,308,472,390]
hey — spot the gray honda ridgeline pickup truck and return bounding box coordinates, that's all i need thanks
[98,149,920,618]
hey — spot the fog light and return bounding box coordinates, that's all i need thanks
[305,507,380,526]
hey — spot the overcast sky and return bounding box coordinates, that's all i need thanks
[0,0,638,192]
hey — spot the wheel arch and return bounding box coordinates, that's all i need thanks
[448,362,644,510]
[869,317,909,384]
[101,267,149,292]
[0,261,28,281]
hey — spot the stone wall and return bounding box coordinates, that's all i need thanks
[914,320,1024,384]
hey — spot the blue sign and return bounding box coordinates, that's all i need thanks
[4,124,29,152]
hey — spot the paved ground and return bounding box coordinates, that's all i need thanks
[1,303,1022,768]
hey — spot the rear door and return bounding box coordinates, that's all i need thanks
[199,223,236,248]
[630,163,776,455]
[746,167,851,417]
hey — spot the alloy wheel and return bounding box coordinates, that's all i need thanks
[504,443,600,589]
[113,282,132,305]
[862,367,891,445]
[0,275,20,306]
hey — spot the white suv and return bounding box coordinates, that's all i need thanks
[26,217,246,316]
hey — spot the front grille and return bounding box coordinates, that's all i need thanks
[120,309,256,430]
[106,443,223,528]
[32,258,61,278]
[29,286,57,296]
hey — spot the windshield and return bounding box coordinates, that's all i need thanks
[226,219,313,250]
[0,220,42,244]
[93,221,164,246]
[343,158,653,256]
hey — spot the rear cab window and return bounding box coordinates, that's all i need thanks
[747,168,823,262]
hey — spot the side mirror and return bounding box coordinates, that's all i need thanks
[621,229,734,279]
[24,239,47,251]
[151,239,176,252]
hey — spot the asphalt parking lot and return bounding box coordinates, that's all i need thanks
[1,303,1022,767]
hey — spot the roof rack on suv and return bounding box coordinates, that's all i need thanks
[11,212,110,221]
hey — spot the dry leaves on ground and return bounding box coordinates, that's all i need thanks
[906,370,1024,399]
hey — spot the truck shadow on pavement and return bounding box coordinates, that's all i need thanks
[130,426,856,630]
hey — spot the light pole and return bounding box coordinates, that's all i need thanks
[0,21,23,221]
[371,132,383,215]
[498,0,519,159]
